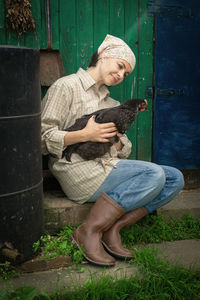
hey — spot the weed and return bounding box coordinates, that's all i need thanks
[0,286,37,300]
[55,247,200,299]
[1,247,200,299]
[132,247,200,299]
[32,214,200,267]
[33,225,84,265]
[121,214,200,247]
[0,261,20,281]
[1,215,200,298]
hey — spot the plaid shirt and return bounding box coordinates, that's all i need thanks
[41,68,132,203]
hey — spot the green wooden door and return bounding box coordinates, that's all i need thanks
[0,0,153,161]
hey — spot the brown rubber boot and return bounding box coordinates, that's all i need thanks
[102,207,147,259]
[72,192,126,266]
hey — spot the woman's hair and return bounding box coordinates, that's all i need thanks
[88,50,99,67]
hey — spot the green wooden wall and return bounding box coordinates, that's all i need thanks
[0,0,153,161]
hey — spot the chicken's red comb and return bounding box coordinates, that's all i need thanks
[139,99,148,112]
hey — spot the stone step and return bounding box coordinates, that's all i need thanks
[44,188,200,234]
[157,188,200,219]
[44,190,92,233]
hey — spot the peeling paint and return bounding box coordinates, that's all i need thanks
[117,8,121,17]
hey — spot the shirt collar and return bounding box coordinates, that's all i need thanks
[77,68,110,98]
[77,68,96,91]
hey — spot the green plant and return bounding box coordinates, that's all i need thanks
[56,247,200,299]
[121,214,200,247]
[32,215,200,267]
[133,247,200,299]
[0,286,40,300]
[33,225,84,265]
[1,247,200,299]
[0,261,20,281]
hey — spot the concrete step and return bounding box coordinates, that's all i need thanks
[44,190,92,233]
[44,189,200,234]
[157,188,200,219]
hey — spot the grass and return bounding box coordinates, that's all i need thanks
[0,261,20,281]
[1,247,200,299]
[32,225,84,265]
[1,214,200,299]
[121,214,200,247]
[65,247,200,300]
[31,214,200,265]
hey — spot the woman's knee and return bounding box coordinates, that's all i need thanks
[173,168,185,190]
[147,162,166,189]
[162,165,185,191]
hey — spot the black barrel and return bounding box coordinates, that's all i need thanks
[0,46,43,262]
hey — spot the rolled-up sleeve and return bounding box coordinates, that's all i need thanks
[41,82,72,159]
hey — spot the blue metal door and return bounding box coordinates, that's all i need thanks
[150,0,200,169]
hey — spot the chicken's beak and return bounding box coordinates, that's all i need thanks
[139,99,148,111]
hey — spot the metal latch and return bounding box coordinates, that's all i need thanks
[145,86,185,98]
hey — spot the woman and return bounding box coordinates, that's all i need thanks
[41,34,184,267]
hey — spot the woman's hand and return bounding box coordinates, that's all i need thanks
[83,116,117,142]
[114,133,124,151]
[64,116,118,146]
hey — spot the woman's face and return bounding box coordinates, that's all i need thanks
[98,57,132,86]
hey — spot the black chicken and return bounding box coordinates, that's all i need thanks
[63,98,147,161]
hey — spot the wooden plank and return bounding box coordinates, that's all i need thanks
[40,0,59,50]
[40,0,47,49]
[109,0,124,39]
[60,0,77,74]
[137,0,153,161]
[0,0,6,44]
[76,0,93,69]
[24,0,41,49]
[124,0,138,99]
[51,0,59,49]
[93,0,109,51]
[109,0,125,102]
[124,0,139,159]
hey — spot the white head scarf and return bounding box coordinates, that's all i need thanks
[98,34,136,70]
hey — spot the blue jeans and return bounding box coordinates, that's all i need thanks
[89,160,184,213]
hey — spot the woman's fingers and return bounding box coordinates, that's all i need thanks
[96,122,117,138]
[99,121,116,128]
[85,116,117,142]
[90,116,117,130]
[88,116,117,132]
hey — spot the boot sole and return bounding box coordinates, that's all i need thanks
[71,236,116,267]
[102,241,133,260]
